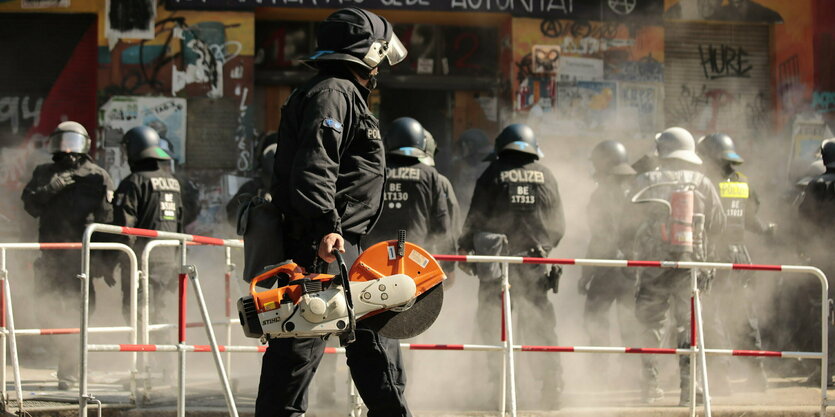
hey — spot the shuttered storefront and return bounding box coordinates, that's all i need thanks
[664,22,771,142]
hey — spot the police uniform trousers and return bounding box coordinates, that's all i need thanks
[634,267,692,394]
[583,268,640,383]
[710,245,767,386]
[255,235,411,417]
[35,250,94,382]
[584,267,639,347]
[475,263,562,397]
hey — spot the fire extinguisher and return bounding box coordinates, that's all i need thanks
[665,189,695,253]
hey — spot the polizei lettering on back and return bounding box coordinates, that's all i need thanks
[151,177,182,192]
[387,167,421,181]
[499,169,545,184]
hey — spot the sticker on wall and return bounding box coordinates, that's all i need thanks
[105,0,156,40]
[532,45,560,74]
[558,57,604,82]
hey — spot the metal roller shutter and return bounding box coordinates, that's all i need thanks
[664,21,771,142]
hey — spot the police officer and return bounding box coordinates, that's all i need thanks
[459,123,565,409]
[367,117,455,257]
[112,126,183,326]
[624,127,725,405]
[258,8,410,417]
[697,133,774,391]
[798,139,835,387]
[577,140,640,383]
[21,121,115,390]
[226,140,276,226]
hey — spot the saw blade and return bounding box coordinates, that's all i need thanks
[360,283,444,339]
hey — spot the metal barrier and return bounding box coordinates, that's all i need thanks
[56,224,826,417]
[136,240,242,401]
[0,241,139,414]
[80,223,243,417]
[433,254,829,417]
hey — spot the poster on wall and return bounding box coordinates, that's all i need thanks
[99,96,187,183]
[789,114,832,179]
[664,0,783,23]
[105,0,156,40]
[557,81,618,130]
[532,45,560,74]
[618,82,662,135]
[558,57,604,82]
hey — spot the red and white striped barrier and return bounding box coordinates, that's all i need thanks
[87,342,823,360]
[80,223,243,417]
[433,254,801,273]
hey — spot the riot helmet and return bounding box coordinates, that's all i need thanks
[122,126,172,163]
[697,133,744,165]
[822,138,835,169]
[591,140,636,176]
[385,117,427,158]
[493,123,541,159]
[47,121,91,154]
[656,127,702,165]
[306,8,407,71]
[419,130,437,166]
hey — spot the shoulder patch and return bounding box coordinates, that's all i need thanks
[322,119,343,133]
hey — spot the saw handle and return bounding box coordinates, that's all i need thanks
[333,250,357,344]
[249,263,298,295]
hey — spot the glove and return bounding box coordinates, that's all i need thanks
[44,171,75,194]
[90,261,117,287]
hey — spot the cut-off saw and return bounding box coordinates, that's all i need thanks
[238,231,446,343]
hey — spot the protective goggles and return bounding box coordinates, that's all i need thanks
[48,132,89,154]
[362,32,407,68]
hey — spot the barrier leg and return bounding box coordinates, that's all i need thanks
[820,270,829,417]
[79,234,93,417]
[224,247,234,375]
[186,266,239,417]
[500,289,507,415]
[693,287,712,417]
[2,256,23,414]
[689,274,697,417]
[1,248,6,406]
[178,239,188,417]
[501,263,517,417]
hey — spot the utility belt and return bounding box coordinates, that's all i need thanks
[470,232,561,293]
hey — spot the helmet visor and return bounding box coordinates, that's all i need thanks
[362,32,408,68]
[48,132,88,154]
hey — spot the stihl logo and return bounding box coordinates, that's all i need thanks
[262,317,281,326]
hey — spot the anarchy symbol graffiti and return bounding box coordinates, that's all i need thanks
[608,0,636,15]
[540,19,562,38]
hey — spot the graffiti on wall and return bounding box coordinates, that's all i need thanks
[698,43,753,80]
[511,16,663,135]
[669,84,769,135]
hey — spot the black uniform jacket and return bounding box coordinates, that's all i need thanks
[21,158,114,242]
[459,153,565,255]
[112,162,184,245]
[366,155,454,252]
[270,69,385,260]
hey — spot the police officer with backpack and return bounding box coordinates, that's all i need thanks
[624,127,725,405]
[258,8,411,417]
[459,123,565,409]
[366,117,455,259]
[697,133,774,391]
[21,121,115,390]
[112,126,183,326]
